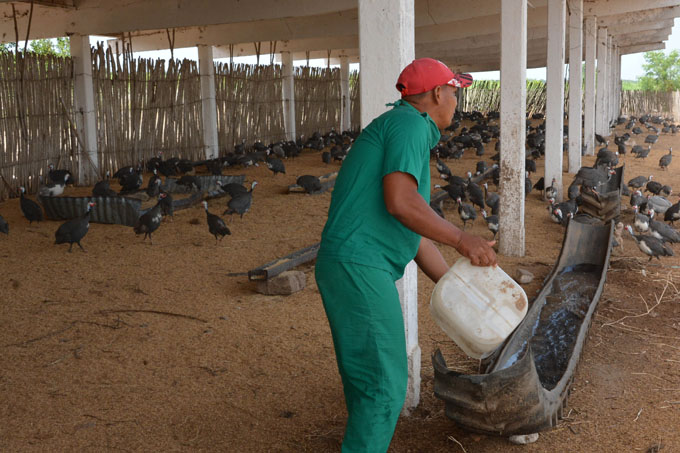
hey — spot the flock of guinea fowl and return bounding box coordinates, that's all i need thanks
[0,112,678,266]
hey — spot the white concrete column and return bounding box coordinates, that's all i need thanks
[606,37,613,129]
[340,56,351,132]
[545,0,566,201]
[69,34,98,185]
[499,0,527,257]
[595,27,608,137]
[198,45,219,159]
[615,49,622,120]
[281,51,296,141]
[567,0,583,174]
[583,16,597,156]
[359,0,420,413]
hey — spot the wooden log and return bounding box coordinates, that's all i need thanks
[248,243,321,281]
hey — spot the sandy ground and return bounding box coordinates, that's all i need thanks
[1,119,679,452]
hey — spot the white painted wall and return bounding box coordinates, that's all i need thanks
[544,0,566,201]
[499,0,527,257]
[70,34,99,185]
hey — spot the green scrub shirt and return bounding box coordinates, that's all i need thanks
[317,99,441,279]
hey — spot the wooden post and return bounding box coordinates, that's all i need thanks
[359,0,419,413]
[198,45,218,159]
[545,0,566,201]
[568,0,583,174]
[499,0,527,257]
[583,16,597,156]
[70,34,99,185]
[281,51,296,141]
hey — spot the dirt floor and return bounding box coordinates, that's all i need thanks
[1,118,679,453]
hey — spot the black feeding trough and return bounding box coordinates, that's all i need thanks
[432,219,614,436]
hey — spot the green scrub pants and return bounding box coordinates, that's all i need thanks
[315,259,407,453]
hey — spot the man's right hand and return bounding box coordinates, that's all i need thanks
[455,231,497,267]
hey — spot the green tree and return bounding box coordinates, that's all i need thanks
[27,38,70,57]
[638,50,680,91]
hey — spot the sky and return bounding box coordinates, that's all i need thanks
[91,16,680,82]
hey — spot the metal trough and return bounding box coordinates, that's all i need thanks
[578,165,624,223]
[433,219,614,436]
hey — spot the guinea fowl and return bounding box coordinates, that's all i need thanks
[217,181,247,198]
[595,133,608,146]
[533,176,545,193]
[456,197,476,230]
[634,145,652,160]
[266,157,286,175]
[54,202,95,252]
[146,178,162,198]
[475,160,488,176]
[224,181,257,219]
[119,168,143,194]
[545,177,558,200]
[430,199,445,219]
[465,172,484,211]
[39,174,69,197]
[525,171,532,198]
[659,148,672,170]
[47,163,72,185]
[159,191,174,220]
[633,206,650,232]
[630,190,645,208]
[434,183,466,202]
[19,186,44,224]
[648,218,680,243]
[202,201,231,243]
[93,172,119,197]
[595,149,618,168]
[0,213,8,234]
[176,175,201,192]
[644,134,658,145]
[321,151,331,164]
[297,175,322,194]
[628,175,651,189]
[482,182,499,215]
[646,178,663,195]
[481,210,499,239]
[625,225,674,262]
[134,194,165,244]
[647,195,672,215]
[664,197,680,224]
[435,158,452,180]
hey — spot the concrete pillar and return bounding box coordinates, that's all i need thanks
[358,0,420,413]
[545,0,566,202]
[595,27,608,137]
[499,0,527,257]
[567,0,583,174]
[281,51,296,141]
[606,36,613,129]
[340,56,351,132]
[615,50,622,120]
[198,45,219,159]
[69,34,99,185]
[583,16,597,156]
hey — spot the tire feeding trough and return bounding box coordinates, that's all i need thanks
[432,219,614,435]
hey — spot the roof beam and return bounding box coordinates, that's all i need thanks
[0,0,358,41]
[597,5,680,27]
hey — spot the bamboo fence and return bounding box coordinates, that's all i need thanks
[294,66,342,140]
[0,52,74,199]
[92,45,203,178]
[620,90,679,118]
[215,62,285,151]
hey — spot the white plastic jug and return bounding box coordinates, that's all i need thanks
[430,257,528,359]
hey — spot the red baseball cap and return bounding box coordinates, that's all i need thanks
[396,58,473,96]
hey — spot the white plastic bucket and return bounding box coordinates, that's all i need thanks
[430,257,528,359]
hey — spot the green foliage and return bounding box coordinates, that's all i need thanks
[28,38,70,57]
[638,50,680,91]
[621,80,641,91]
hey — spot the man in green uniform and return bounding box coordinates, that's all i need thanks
[315,58,497,452]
